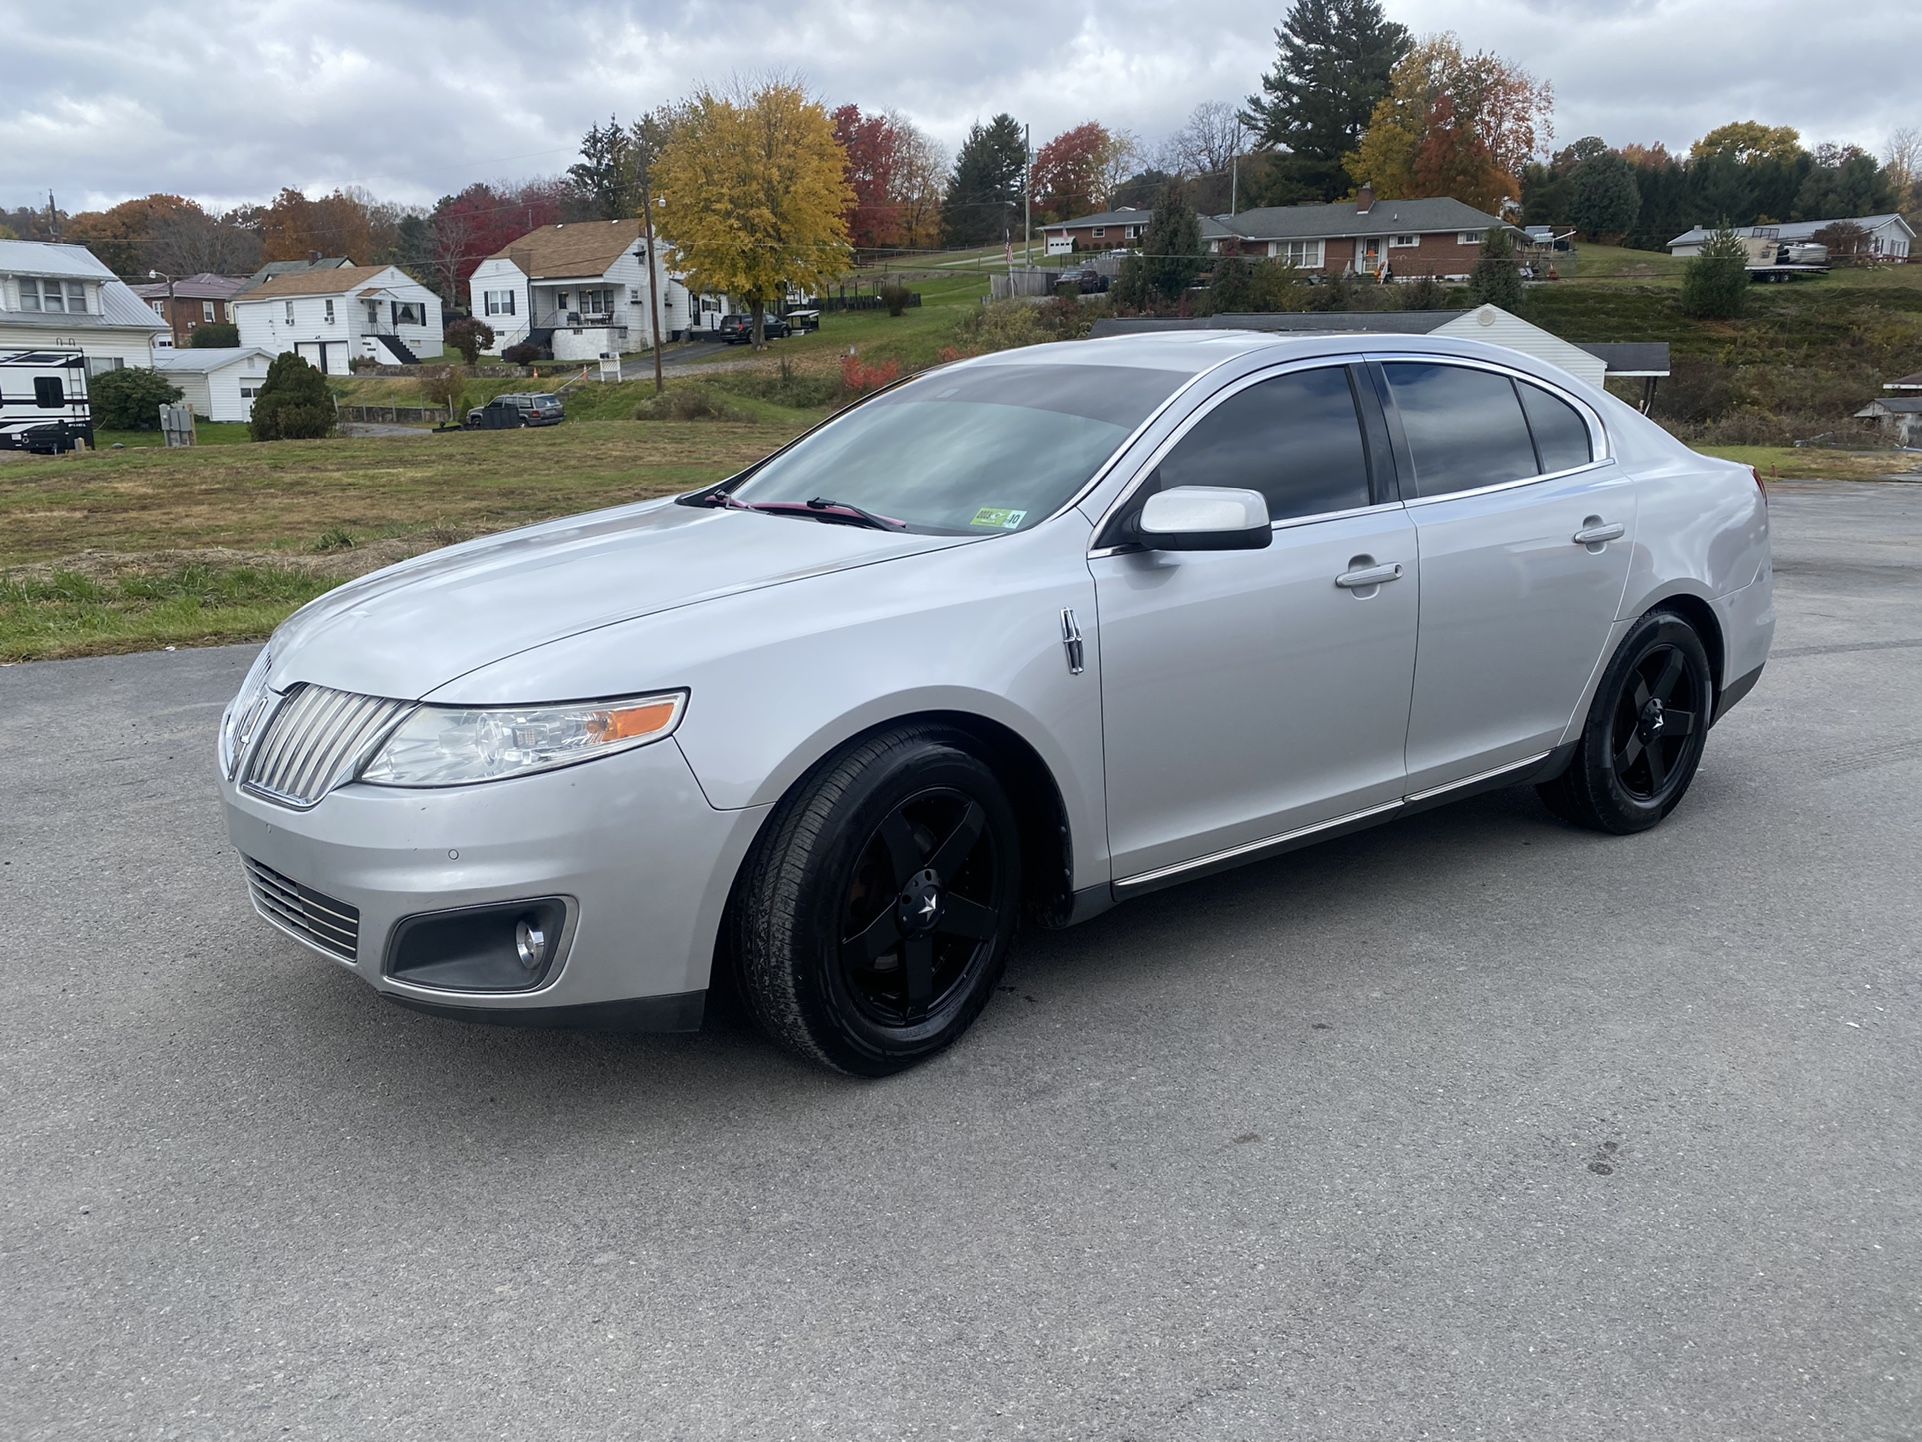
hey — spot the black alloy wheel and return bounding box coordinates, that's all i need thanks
[731,726,1021,1075]
[836,788,1005,1029]
[1537,609,1714,834]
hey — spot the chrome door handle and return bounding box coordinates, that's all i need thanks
[1573,521,1625,545]
[1335,562,1403,589]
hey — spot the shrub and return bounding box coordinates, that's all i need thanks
[444,316,495,365]
[312,526,357,552]
[1307,271,1355,312]
[1469,227,1524,310]
[90,367,183,430]
[878,283,911,317]
[840,354,901,396]
[710,362,845,409]
[418,364,466,419]
[956,298,1049,354]
[1402,274,1449,311]
[249,352,334,441]
[500,341,547,364]
[1682,226,1749,319]
[188,322,240,348]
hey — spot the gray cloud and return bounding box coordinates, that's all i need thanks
[2,0,1913,214]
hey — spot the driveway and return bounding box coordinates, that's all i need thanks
[2,483,1918,1440]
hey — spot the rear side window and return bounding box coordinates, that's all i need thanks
[1383,362,1539,497]
[1154,367,1372,524]
[1516,381,1593,474]
[34,376,65,407]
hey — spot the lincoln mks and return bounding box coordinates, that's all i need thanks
[218,332,1773,1074]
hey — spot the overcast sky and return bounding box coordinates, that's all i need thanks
[2,0,1913,215]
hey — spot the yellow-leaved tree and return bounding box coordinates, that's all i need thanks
[655,80,853,345]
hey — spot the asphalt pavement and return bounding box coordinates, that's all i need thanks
[2,482,1918,1441]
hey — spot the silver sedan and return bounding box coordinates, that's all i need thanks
[217,332,1774,1074]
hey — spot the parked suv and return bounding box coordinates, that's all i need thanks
[464,393,566,429]
[718,314,790,344]
[1058,267,1110,295]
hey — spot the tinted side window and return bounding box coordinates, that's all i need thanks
[1517,381,1593,474]
[1155,367,1372,523]
[1383,362,1539,497]
[34,376,65,407]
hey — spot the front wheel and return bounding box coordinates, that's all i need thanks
[1538,609,1714,834]
[730,727,1021,1076]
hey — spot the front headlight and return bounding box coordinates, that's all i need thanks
[358,690,687,788]
[219,645,275,778]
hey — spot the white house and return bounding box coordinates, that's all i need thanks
[1667,214,1915,259]
[232,264,443,374]
[152,347,275,423]
[0,239,170,376]
[468,218,733,360]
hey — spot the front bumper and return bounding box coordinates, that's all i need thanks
[220,738,770,1023]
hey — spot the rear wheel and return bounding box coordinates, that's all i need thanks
[731,727,1021,1076]
[1538,610,1713,834]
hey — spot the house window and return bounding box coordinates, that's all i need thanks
[239,381,265,398]
[1391,234,1419,248]
[484,289,516,316]
[284,300,295,324]
[700,295,720,314]
[149,299,165,316]
[85,357,125,377]
[224,302,233,320]
[1458,231,1485,246]
[1753,227,1779,239]
[1125,225,1141,238]
[324,298,336,324]
[1091,227,1106,238]
[1273,239,1324,267]
[393,301,425,326]
[202,300,216,322]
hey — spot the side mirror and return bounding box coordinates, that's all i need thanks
[1137,486,1272,551]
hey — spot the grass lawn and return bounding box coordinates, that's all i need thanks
[93,422,254,448]
[704,272,992,373]
[0,415,815,662]
[1696,444,1919,481]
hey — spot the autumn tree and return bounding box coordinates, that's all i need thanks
[894,128,948,250]
[1690,122,1803,165]
[1243,0,1411,200]
[1885,126,1922,215]
[1346,33,1553,213]
[1032,122,1112,221]
[655,79,852,344]
[941,114,1028,246]
[65,194,209,276]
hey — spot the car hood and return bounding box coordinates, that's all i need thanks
[267,497,968,700]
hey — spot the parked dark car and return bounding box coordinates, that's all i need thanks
[464,392,566,429]
[1059,267,1110,295]
[718,314,791,344]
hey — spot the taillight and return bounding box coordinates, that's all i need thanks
[1750,466,1767,506]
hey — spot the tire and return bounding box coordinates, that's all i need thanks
[730,726,1021,1076]
[1537,609,1714,834]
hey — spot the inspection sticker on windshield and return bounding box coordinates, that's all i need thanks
[970,507,1027,530]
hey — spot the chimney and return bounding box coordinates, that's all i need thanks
[1356,184,1375,215]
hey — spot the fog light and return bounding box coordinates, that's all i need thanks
[515,918,548,970]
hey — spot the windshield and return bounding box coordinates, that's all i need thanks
[725,362,1190,534]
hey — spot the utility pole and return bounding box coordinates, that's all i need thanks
[639,174,664,395]
[46,190,59,240]
[1023,123,1031,267]
[149,269,175,345]
[1230,125,1242,217]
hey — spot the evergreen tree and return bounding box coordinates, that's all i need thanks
[1468,226,1523,310]
[249,352,335,442]
[1569,152,1641,239]
[1681,225,1748,319]
[941,114,1028,247]
[1139,188,1204,303]
[568,116,634,220]
[1242,0,1411,200]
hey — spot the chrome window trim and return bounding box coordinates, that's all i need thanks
[1364,350,1613,501]
[1084,354,1384,554]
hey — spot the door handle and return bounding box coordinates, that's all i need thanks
[1335,562,1403,589]
[1573,521,1625,546]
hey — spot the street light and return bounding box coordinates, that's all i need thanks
[148,268,176,342]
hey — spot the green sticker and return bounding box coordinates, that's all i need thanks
[970,507,1027,530]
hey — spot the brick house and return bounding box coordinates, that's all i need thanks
[1040,207,1154,254]
[129,272,249,346]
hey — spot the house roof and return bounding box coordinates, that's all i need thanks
[131,273,250,302]
[1218,197,1506,242]
[0,240,169,332]
[150,346,274,373]
[1041,208,1154,232]
[488,219,645,279]
[1668,214,1916,247]
[1860,397,1922,415]
[239,256,354,291]
[1884,371,1922,390]
[240,264,415,300]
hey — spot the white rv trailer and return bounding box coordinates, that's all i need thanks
[0,349,91,453]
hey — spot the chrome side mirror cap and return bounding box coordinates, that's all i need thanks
[1138,486,1272,551]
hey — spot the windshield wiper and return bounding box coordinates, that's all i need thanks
[801,497,907,531]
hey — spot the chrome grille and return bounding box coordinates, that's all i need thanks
[241,684,414,808]
[244,857,360,962]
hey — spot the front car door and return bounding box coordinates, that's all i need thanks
[1372,356,1635,792]
[1090,362,1419,886]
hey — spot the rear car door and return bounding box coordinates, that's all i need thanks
[1373,357,1634,792]
[1090,362,1419,885]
